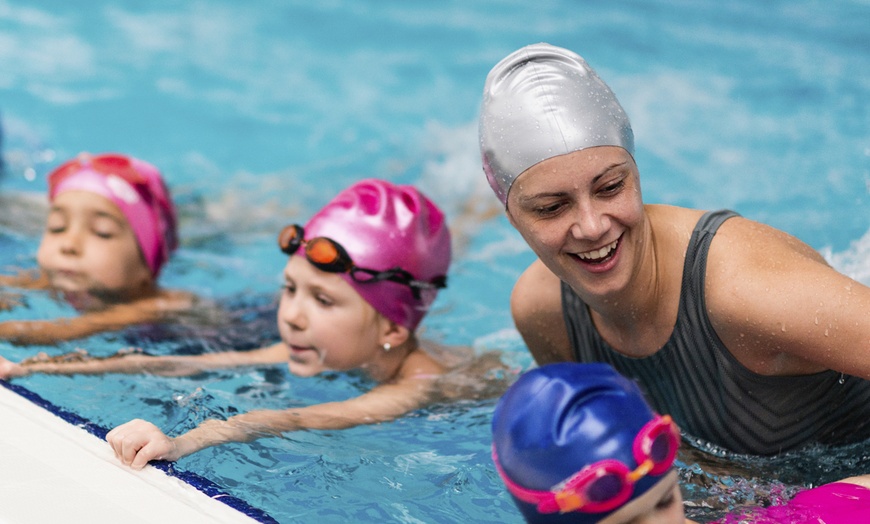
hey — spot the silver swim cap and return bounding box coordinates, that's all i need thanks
[479,43,634,205]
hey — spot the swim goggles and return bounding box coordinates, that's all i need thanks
[277,224,447,300]
[48,153,149,192]
[493,414,680,514]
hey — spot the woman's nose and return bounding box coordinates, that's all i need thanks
[569,205,608,241]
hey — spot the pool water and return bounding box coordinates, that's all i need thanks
[1,0,869,522]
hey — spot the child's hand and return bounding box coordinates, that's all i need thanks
[0,356,27,380]
[106,419,179,470]
[0,292,24,311]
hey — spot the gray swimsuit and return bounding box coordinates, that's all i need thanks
[562,209,870,455]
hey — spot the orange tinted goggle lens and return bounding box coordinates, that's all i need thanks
[305,238,342,267]
[278,224,303,254]
[277,225,351,273]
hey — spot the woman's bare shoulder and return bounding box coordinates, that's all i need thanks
[704,214,870,376]
[512,259,563,318]
[645,204,706,236]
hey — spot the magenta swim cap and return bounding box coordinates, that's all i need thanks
[302,179,451,331]
[47,152,178,277]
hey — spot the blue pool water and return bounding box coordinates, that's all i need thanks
[1,0,869,522]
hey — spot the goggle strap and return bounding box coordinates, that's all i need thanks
[492,447,561,513]
[277,224,447,299]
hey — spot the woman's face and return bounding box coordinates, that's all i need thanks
[506,146,645,298]
[277,255,386,378]
[36,190,153,308]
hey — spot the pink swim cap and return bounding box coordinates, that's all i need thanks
[47,152,178,278]
[301,179,451,331]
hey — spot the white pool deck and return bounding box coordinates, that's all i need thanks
[0,383,263,524]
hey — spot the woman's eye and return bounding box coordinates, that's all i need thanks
[599,178,626,196]
[535,202,564,216]
[281,283,295,295]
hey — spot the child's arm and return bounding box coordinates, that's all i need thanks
[0,291,190,345]
[107,374,438,469]
[0,271,49,311]
[0,270,49,289]
[0,343,289,379]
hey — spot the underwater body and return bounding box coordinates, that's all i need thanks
[2,0,869,522]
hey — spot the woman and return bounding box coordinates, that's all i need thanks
[478,43,870,455]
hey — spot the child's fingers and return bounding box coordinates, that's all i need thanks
[106,419,164,467]
[130,441,167,470]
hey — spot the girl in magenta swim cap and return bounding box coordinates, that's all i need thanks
[1,178,508,469]
[0,152,195,345]
[274,178,451,378]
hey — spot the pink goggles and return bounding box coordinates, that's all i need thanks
[493,415,680,514]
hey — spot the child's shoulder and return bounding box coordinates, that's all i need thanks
[417,343,516,402]
[399,347,448,381]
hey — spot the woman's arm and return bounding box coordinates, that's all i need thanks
[706,217,870,378]
[107,374,437,469]
[0,343,289,379]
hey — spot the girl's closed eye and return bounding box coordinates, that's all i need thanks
[91,216,124,239]
[45,211,68,234]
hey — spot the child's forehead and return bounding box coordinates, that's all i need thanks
[51,190,127,221]
[283,256,348,287]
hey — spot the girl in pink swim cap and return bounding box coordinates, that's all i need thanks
[1,179,511,468]
[0,152,196,345]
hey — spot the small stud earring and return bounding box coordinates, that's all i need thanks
[383,342,392,352]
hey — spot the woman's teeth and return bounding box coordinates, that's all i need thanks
[577,239,618,261]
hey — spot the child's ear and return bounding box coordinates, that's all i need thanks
[380,318,410,349]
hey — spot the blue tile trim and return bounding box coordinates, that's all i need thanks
[1,379,278,524]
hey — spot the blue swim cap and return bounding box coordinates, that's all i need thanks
[492,363,676,523]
